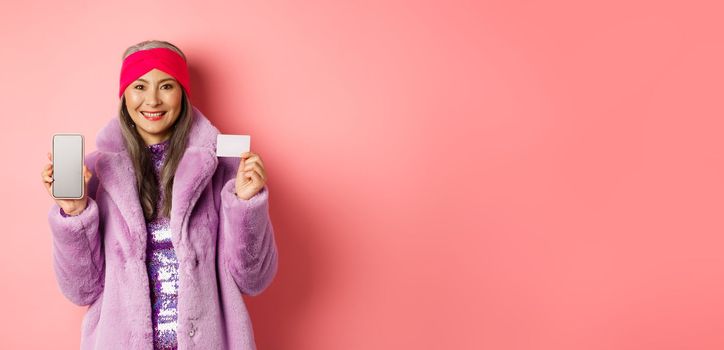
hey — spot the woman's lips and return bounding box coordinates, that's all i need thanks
[141,111,166,121]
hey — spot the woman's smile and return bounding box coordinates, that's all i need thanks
[141,110,167,121]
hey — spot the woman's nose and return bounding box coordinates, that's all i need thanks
[144,90,161,106]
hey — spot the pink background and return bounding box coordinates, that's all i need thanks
[1,0,723,349]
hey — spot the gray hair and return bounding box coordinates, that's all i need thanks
[122,40,187,61]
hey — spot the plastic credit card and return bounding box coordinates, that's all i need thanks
[216,134,251,157]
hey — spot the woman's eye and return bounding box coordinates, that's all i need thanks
[134,85,144,90]
[162,84,173,89]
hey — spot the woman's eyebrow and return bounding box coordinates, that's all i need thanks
[135,78,175,83]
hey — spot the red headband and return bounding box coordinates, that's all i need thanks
[119,47,191,98]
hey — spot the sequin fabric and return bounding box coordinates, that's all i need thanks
[145,138,179,350]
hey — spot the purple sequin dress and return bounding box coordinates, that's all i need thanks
[145,139,179,349]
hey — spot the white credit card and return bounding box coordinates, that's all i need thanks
[216,134,251,157]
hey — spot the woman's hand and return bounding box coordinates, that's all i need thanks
[235,151,267,200]
[41,152,93,216]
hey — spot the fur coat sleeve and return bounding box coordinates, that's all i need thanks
[46,151,105,306]
[213,156,278,296]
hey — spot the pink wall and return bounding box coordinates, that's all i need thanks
[2,0,723,348]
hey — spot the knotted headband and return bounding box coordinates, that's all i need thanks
[119,47,191,99]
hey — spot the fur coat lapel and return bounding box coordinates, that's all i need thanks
[93,106,219,261]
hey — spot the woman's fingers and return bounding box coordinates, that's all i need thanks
[237,152,267,191]
[41,163,53,182]
[243,164,266,182]
[83,165,93,183]
[249,155,263,168]
[241,152,264,168]
[41,163,51,176]
[246,170,262,184]
[241,153,267,183]
[244,169,262,182]
[248,154,264,168]
[243,162,262,172]
[42,168,52,193]
[43,170,53,192]
[244,164,266,181]
[42,152,54,192]
[255,167,266,182]
[243,157,266,174]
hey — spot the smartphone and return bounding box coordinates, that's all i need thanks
[51,134,84,199]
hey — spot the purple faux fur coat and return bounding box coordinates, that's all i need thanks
[47,106,278,349]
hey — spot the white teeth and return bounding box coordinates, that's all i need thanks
[142,111,164,117]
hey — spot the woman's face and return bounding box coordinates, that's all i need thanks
[123,68,183,145]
